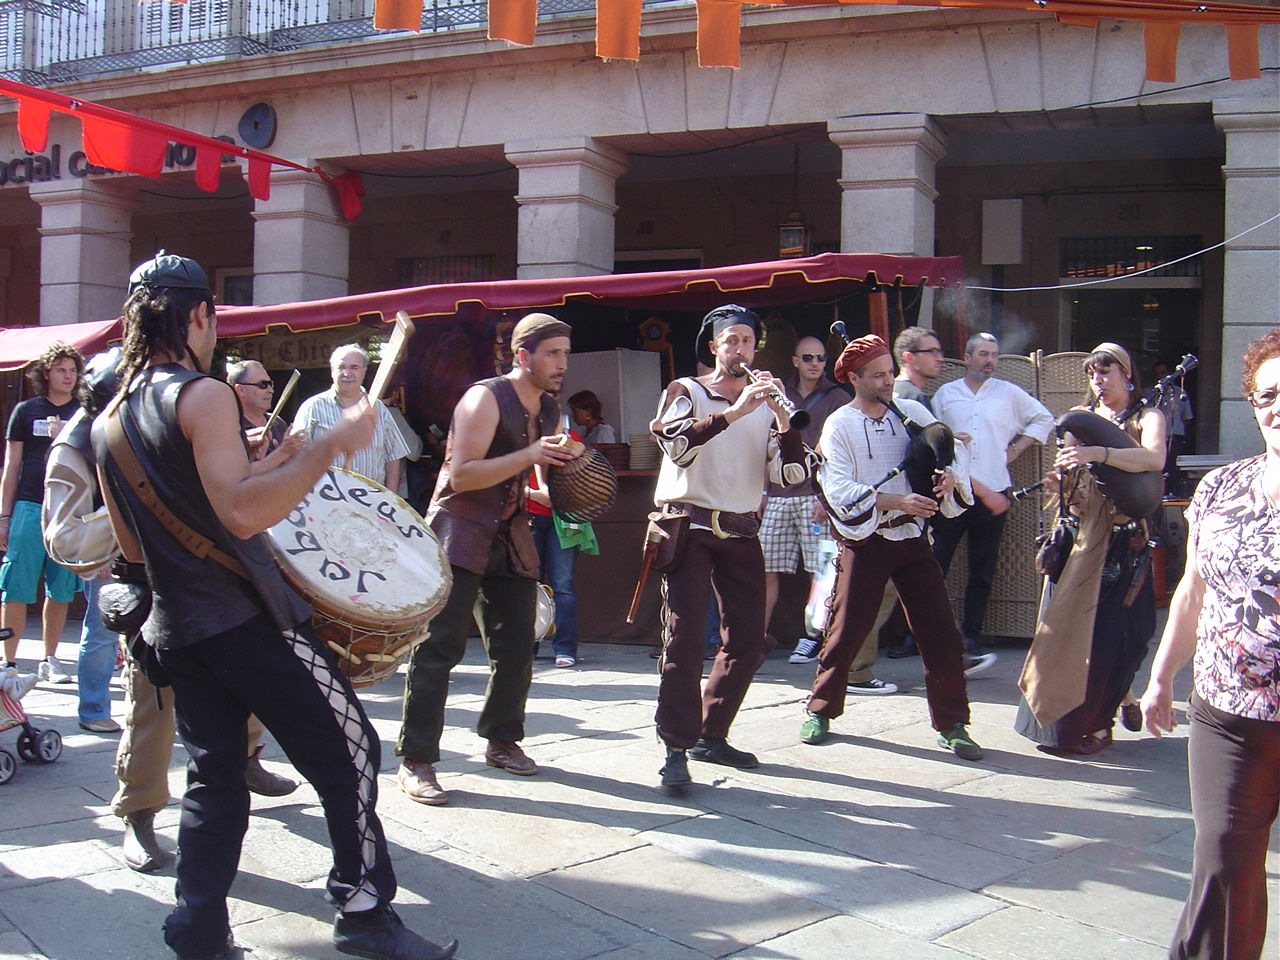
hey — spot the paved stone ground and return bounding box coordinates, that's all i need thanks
[0,623,1276,960]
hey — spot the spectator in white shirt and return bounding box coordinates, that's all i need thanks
[932,332,1053,657]
[292,344,410,490]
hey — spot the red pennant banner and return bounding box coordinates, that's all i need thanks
[0,78,364,221]
[16,99,51,153]
[81,115,169,177]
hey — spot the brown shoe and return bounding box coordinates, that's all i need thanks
[244,745,299,797]
[484,740,538,776]
[398,760,448,805]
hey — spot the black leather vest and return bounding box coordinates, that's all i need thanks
[92,364,311,649]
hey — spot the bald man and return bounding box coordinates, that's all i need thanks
[760,337,849,661]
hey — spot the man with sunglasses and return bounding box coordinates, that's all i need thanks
[893,326,945,412]
[762,337,849,666]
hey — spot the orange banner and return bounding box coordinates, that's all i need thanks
[598,0,643,60]
[489,0,537,46]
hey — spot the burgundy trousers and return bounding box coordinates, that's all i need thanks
[808,533,969,731]
[656,529,766,749]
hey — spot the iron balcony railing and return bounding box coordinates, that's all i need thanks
[0,0,687,85]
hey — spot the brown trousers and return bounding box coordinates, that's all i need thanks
[1170,694,1279,960]
[656,529,766,749]
[809,534,969,731]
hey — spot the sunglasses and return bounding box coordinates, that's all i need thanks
[236,379,274,390]
[798,353,826,363]
[1248,387,1278,409]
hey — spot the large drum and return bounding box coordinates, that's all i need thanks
[266,469,451,687]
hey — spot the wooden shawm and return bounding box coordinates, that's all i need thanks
[368,0,1278,80]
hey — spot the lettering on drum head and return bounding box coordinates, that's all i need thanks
[273,470,434,607]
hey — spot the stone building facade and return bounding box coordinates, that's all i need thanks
[0,1,1274,455]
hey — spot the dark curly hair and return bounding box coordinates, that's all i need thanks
[27,342,84,396]
[115,284,214,399]
[1241,327,1280,396]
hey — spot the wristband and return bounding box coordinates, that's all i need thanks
[0,515,9,521]
[1101,448,1110,465]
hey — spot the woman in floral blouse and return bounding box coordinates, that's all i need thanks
[1141,327,1280,960]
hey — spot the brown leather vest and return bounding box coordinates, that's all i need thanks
[427,376,558,577]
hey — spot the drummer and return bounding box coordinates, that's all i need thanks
[228,359,305,469]
[93,252,459,960]
[396,313,576,807]
[799,334,983,761]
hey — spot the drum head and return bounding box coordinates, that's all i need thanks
[534,583,556,641]
[267,469,450,631]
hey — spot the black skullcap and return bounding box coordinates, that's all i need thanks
[695,304,760,367]
[81,347,123,415]
[127,250,211,295]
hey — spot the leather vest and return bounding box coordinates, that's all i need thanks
[91,363,311,649]
[427,376,557,577]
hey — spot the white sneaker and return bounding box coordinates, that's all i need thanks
[846,678,899,695]
[788,637,821,664]
[963,652,998,678]
[39,656,72,684]
[0,666,37,701]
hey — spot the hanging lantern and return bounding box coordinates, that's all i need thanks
[778,211,813,260]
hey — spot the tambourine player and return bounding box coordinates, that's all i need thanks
[395,312,575,807]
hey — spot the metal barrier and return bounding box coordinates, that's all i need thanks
[0,0,680,84]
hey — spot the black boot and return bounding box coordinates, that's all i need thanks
[886,633,918,659]
[122,810,170,872]
[687,737,759,769]
[659,748,691,796]
[334,904,458,960]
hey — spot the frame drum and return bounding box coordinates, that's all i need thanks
[266,469,451,687]
[534,583,555,642]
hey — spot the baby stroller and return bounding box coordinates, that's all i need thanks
[0,628,62,784]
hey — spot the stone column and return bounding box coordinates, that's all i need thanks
[505,137,628,280]
[251,168,349,305]
[828,115,947,259]
[1215,100,1280,459]
[29,178,135,325]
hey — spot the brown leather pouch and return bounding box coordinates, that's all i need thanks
[647,511,689,574]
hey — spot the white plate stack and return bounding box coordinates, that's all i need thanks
[628,433,661,471]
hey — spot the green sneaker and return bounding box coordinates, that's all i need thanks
[800,712,829,745]
[937,723,984,761]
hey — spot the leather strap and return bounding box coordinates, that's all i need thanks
[878,513,921,532]
[102,408,249,580]
[665,502,760,539]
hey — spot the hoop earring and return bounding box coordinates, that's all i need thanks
[1126,382,1135,391]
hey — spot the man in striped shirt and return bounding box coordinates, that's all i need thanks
[293,344,410,489]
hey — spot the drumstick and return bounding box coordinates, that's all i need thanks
[344,310,415,470]
[262,369,301,436]
[368,310,416,404]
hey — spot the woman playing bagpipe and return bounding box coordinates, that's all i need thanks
[1015,342,1167,755]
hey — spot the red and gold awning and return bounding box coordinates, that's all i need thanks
[374,0,1277,81]
[0,252,964,369]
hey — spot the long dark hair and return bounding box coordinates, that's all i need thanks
[115,285,214,399]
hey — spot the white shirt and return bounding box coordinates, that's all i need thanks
[293,388,411,485]
[933,377,1053,491]
[818,399,971,542]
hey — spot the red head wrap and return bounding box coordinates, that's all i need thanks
[834,334,890,383]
